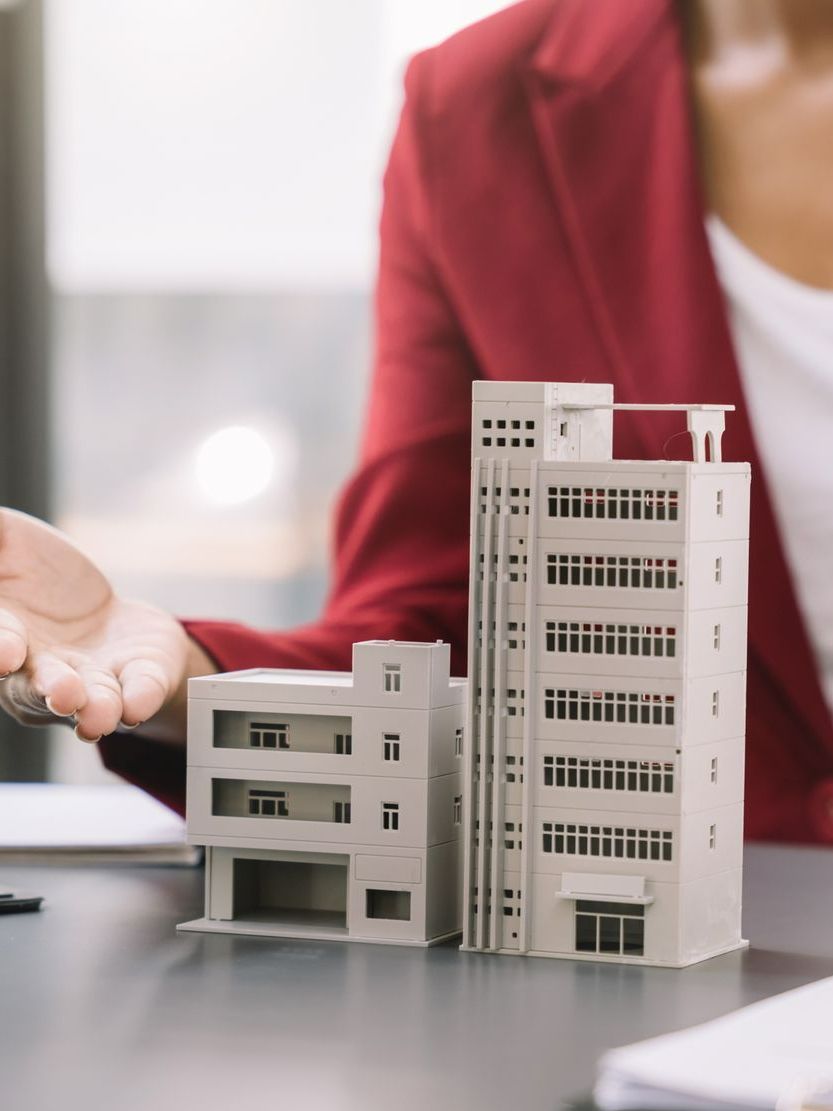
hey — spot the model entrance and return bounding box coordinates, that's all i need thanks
[232,856,349,935]
[574,901,645,957]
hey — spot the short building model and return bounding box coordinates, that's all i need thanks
[179,640,465,945]
[463,382,750,966]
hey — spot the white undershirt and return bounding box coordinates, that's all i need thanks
[706,215,833,717]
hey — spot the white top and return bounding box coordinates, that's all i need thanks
[706,215,833,715]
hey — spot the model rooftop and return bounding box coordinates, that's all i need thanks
[473,380,735,412]
[193,668,353,688]
[188,640,465,709]
[472,380,737,464]
[191,668,466,690]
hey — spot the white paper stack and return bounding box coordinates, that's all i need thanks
[0,783,200,865]
[595,976,833,1111]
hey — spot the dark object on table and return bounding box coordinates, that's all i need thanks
[0,887,43,914]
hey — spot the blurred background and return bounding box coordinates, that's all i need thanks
[0,0,508,785]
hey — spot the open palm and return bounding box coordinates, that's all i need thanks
[0,509,191,741]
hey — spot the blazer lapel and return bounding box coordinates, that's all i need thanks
[522,0,833,764]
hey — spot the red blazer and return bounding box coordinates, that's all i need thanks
[100,0,833,843]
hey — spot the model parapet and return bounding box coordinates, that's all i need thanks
[178,640,465,946]
[462,382,750,967]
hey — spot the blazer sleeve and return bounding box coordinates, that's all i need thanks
[98,51,477,813]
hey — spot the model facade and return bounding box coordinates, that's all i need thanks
[462,382,750,967]
[179,640,464,945]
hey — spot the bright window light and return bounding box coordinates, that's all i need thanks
[195,425,276,506]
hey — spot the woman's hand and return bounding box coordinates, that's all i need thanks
[0,509,214,743]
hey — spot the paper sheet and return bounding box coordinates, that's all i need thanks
[0,783,196,862]
[595,975,833,1111]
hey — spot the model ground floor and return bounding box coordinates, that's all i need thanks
[178,841,461,946]
[465,867,745,967]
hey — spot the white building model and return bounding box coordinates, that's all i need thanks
[179,640,464,945]
[462,382,750,967]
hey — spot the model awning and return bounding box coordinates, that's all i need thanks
[555,872,655,906]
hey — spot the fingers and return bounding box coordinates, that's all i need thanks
[29,651,87,718]
[118,658,171,728]
[28,653,126,741]
[0,650,77,726]
[71,662,125,742]
[0,609,28,676]
[0,637,173,741]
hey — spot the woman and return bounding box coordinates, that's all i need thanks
[1,0,831,840]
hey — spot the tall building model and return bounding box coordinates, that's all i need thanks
[462,382,750,967]
[179,640,464,945]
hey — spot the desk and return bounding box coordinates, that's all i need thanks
[2,845,833,1111]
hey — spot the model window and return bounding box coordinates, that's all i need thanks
[503,821,523,851]
[506,620,526,650]
[546,620,676,659]
[502,889,522,918]
[453,795,462,825]
[454,727,463,758]
[366,889,411,921]
[547,485,679,522]
[383,664,401,693]
[575,901,644,956]
[546,553,679,590]
[249,722,289,749]
[383,733,400,761]
[477,551,500,583]
[710,756,719,783]
[333,801,351,824]
[381,802,399,831]
[709,823,717,850]
[334,733,352,755]
[544,755,674,794]
[712,690,720,717]
[716,489,724,516]
[505,688,525,717]
[507,553,528,580]
[248,789,288,817]
[714,556,722,583]
[544,687,675,727]
[505,755,524,784]
[506,488,531,517]
[542,822,672,862]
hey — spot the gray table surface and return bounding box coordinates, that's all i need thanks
[2,845,832,1111]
